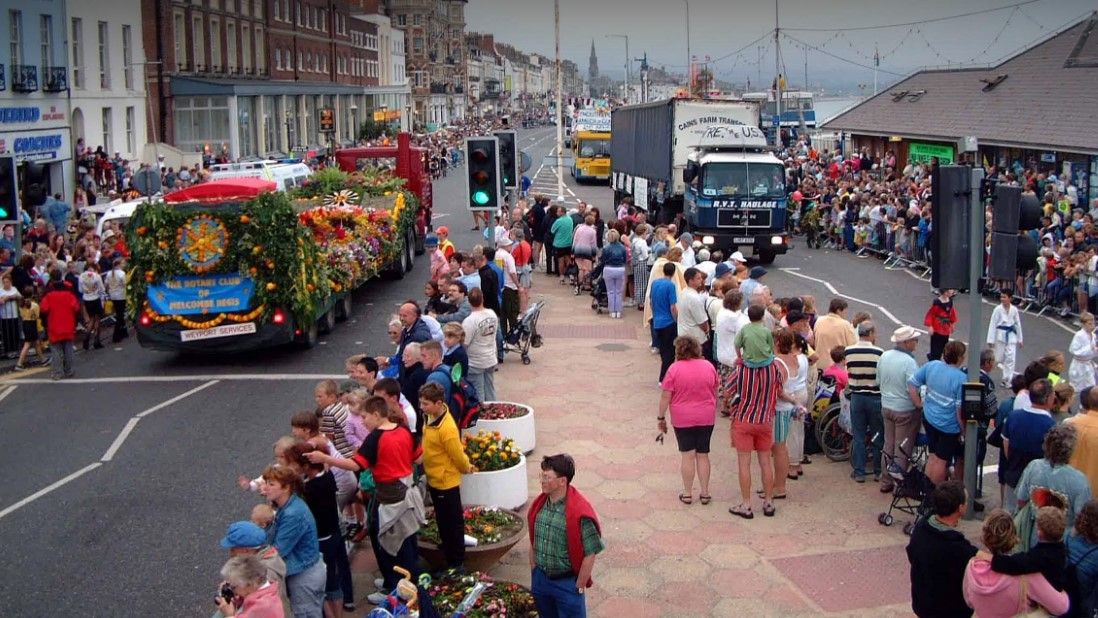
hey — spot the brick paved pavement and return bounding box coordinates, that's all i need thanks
[350,274,986,616]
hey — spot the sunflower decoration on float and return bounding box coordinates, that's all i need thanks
[323,189,360,207]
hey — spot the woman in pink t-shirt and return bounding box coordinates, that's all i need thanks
[658,336,718,505]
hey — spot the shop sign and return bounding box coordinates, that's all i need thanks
[318,108,335,134]
[908,142,955,164]
[1040,152,1057,163]
[0,128,71,162]
[0,104,66,126]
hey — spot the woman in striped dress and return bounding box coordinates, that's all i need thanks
[631,224,651,309]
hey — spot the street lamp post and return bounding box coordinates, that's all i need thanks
[604,34,630,102]
[682,0,691,91]
[554,0,564,203]
[350,103,359,143]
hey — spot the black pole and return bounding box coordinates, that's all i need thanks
[155,0,167,143]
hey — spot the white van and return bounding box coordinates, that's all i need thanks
[95,199,146,238]
[207,161,312,191]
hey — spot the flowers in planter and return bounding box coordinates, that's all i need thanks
[427,571,537,617]
[477,403,531,421]
[463,431,522,473]
[419,506,523,546]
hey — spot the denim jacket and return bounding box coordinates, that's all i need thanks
[268,494,320,576]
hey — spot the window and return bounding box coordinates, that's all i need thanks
[241,25,251,70]
[122,25,133,89]
[71,18,84,88]
[412,36,424,54]
[192,16,204,67]
[226,21,236,71]
[9,10,23,67]
[209,18,221,69]
[298,52,303,70]
[40,15,53,67]
[273,0,279,21]
[173,11,187,69]
[254,27,265,70]
[125,106,135,154]
[240,0,250,17]
[101,107,113,152]
[97,21,110,88]
[296,3,301,26]
[274,48,280,70]
[413,14,422,26]
[396,14,406,26]
[254,0,263,19]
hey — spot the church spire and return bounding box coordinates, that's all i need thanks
[588,39,599,80]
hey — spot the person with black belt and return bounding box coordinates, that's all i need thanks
[845,321,884,484]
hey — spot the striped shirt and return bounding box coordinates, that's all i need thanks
[845,342,883,395]
[730,362,784,425]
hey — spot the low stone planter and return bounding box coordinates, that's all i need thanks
[418,510,527,573]
[460,453,529,510]
[465,401,536,454]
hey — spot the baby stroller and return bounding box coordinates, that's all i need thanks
[504,301,544,365]
[588,262,609,313]
[367,567,443,618]
[877,435,933,536]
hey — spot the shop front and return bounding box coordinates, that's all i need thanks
[0,103,74,211]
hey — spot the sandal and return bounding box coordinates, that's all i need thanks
[699,494,712,505]
[756,490,787,499]
[787,473,800,480]
[728,504,754,519]
[678,493,693,505]
[763,502,776,517]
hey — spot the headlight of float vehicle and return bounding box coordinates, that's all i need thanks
[770,236,784,245]
[702,235,715,245]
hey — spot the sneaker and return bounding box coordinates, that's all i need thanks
[887,462,905,481]
[850,471,866,483]
[13,364,25,371]
[367,591,389,606]
[375,577,385,590]
[39,358,51,366]
[342,602,356,612]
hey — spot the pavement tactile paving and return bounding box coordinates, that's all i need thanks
[348,272,987,615]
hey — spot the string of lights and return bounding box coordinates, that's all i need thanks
[781,0,1047,32]
[780,32,908,76]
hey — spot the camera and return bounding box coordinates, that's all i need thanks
[219,583,235,604]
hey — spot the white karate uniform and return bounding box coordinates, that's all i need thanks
[1068,328,1098,392]
[986,303,1022,382]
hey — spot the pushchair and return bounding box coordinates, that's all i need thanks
[504,301,544,365]
[588,262,608,313]
[877,435,933,536]
[367,567,443,617]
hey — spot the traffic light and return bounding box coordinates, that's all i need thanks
[988,185,1043,280]
[494,130,518,190]
[0,156,18,224]
[930,165,972,290]
[465,136,500,211]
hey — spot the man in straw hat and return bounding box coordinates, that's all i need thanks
[877,325,922,494]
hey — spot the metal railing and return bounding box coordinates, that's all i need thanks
[11,64,38,92]
[42,66,68,92]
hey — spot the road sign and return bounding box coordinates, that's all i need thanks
[771,115,780,128]
[519,151,532,173]
[133,168,162,197]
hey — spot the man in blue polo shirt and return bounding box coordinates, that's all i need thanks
[908,339,967,485]
[650,261,679,383]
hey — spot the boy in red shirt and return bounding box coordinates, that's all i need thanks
[924,289,958,362]
[38,271,81,380]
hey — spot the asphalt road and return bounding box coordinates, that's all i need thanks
[2,126,1074,616]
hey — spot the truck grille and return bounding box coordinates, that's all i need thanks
[717,209,772,228]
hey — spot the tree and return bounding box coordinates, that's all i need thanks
[358,118,386,141]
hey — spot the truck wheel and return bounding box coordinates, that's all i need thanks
[335,295,352,322]
[318,309,336,334]
[757,249,777,265]
[296,321,318,349]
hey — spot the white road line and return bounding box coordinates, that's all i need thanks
[778,267,926,332]
[133,380,220,418]
[6,374,344,385]
[0,384,16,404]
[0,462,102,520]
[101,417,140,462]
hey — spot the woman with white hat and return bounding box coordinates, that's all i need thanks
[877,325,922,492]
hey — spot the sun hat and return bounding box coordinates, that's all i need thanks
[715,263,732,278]
[890,325,920,343]
[730,251,747,263]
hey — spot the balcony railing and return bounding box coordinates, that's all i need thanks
[42,66,68,92]
[0,64,5,91]
[12,65,38,92]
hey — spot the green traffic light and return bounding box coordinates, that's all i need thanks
[0,208,8,218]
[472,191,490,206]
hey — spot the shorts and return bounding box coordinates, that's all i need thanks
[553,245,572,257]
[83,299,104,317]
[517,266,533,289]
[924,422,963,462]
[22,321,39,343]
[732,419,774,452]
[773,408,792,443]
[673,425,714,453]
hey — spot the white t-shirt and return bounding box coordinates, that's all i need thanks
[676,287,709,344]
[494,249,518,290]
[715,309,748,366]
[399,394,418,433]
[0,287,19,320]
[695,261,717,287]
[462,309,499,370]
[104,268,127,301]
[681,246,696,268]
[421,314,444,342]
[78,271,104,301]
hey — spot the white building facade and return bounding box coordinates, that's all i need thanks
[67,0,148,162]
[357,12,411,132]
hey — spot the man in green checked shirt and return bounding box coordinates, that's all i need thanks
[526,454,604,617]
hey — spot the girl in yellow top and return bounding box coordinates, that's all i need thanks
[418,382,474,569]
[15,289,48,370]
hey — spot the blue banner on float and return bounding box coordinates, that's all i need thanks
[148,274,256,316]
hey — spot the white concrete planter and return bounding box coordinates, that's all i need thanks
[465,402,536,454]
[460,453,529,510]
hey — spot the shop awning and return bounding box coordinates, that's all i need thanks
[164,178,277,203]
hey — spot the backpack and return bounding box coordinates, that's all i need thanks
[1064,546,1098,618]
[429,364,482,430]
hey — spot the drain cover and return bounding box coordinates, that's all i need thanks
[595,343,629,352]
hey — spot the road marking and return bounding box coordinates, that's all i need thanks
[0,366,48,382]
[778,267,926,332]
[0,384,16,404]
[0,462,102,520]
[133,380,220,418]
[100,380,220,463]
[6,374,344,385]
[101,417,140,462]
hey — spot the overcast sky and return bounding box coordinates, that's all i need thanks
[465,0,1096,88]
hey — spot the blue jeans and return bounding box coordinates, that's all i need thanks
[844,223,856,251]
[368,503,420,590]
[286,559,327,618]
[468,366,496,402]
[318,534,352,602]
[531,567,587,618]
[850,393,884,477]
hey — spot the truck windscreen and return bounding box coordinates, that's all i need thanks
[577,139,611,158]
[701,162,785,199]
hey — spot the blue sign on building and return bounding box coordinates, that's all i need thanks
[148,274,256,316]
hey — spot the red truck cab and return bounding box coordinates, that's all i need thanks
[334,132,432,253]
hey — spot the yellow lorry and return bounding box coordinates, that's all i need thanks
[570,129,612,183]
